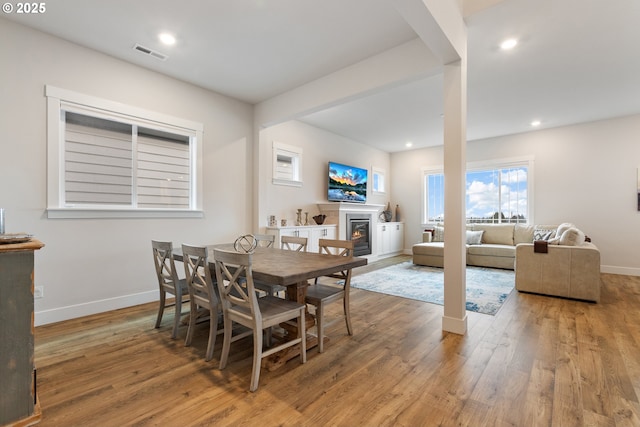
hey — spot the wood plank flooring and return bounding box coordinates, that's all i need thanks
[33,255,640,426]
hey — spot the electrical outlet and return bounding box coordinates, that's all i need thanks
[34,286,44,299]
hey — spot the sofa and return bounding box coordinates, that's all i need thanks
[412,223,543,270]
[412,222,601,302]
[515,241,600,302]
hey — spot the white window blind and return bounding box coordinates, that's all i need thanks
[64,112,133,205]
[136,128,190,209]
[63,112,191,209]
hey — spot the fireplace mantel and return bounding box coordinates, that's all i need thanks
[317,202,384,241]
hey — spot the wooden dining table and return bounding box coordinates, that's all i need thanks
[174,243,367,369]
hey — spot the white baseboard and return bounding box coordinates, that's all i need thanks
[601,265,640,276]
[442,314,468,335]
[35,290,158,326]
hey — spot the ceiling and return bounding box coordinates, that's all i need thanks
[5,0,640,152]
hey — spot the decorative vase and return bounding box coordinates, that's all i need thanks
[296,209,303,226]
[395,204,401,222]
[304,212,309,226]
[382,202,392,222]
[313,214,326,225]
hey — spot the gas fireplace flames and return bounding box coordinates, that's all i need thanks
[346,214,372,256]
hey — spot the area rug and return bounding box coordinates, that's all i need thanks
[350,262,514,315]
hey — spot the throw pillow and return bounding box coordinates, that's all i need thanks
[533,228,555,241]
[432,225,445,242]
[558,227,586,246]
[466,230,484,245]
[548,222,576,245]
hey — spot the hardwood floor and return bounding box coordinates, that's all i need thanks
[33,256,640,426]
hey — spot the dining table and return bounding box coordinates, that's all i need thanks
[173,243,367,369]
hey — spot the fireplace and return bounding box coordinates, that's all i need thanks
[346,214,372,256]
[317,202,384,257]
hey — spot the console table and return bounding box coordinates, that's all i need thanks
[0,238,44,426]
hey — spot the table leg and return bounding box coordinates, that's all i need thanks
[262,280,319,371]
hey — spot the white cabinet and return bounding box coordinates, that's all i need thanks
[266,225,336,253]
[377,222,404,256]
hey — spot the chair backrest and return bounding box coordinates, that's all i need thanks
[281,235,308,252]
[254,234,275,248]
[317,239,354,281]
[181,244,218,308]
[213,249,261,321]
[152,240,180,294]
[318,239,353,257]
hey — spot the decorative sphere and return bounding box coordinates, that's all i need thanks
[234,234,258,253]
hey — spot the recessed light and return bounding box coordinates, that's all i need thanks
[405,142,413,148]
[531,120,541,127]
[500,38,518,50]
[158,32,176,46]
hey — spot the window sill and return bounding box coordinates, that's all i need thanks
[46,208,204,219]
[272,178,303,187]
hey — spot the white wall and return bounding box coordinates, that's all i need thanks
[0,19,254,325]
[257,120,390,229]
[391,114,640,275]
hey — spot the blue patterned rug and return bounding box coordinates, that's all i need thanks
[351,262,514,315]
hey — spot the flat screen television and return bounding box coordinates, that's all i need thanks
[328,161,368,203]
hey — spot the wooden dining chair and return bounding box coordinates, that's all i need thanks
[152,240,189,339]
[252,233,286,298]
[305,239,354,353]
[181,244,222,362]
[254,234,275,248]
[255,235,309,300]
[213,248,306,392]
[281,235,308,252]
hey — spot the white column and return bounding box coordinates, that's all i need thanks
[392,0,468,334]
[442,54,467,335]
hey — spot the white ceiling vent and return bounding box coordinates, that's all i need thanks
[133,44,168,61]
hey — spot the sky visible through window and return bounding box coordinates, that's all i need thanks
[427,167,528,223]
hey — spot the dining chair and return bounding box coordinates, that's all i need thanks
[181,244,222,362]
[213,248,306,392]
[152,240,189,339]
[252,233,285,298]
[281,235,308,252]
[254,234,275,248]
[306,238,354,353]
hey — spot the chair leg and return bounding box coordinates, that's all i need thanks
[184,300,197,347]
[205,307,218,362]
[265,326,272,347]
[299,308,307,364]
[249,327,263,392]
[171,294,182,339]
[344,293,353,336]
[317,303,325,353]
[219,313,232,370]
[155,290,166,328]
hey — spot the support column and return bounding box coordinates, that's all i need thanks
[442,55,467,335]
[392,0,468,334]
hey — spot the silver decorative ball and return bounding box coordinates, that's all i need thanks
[234,234,258,253]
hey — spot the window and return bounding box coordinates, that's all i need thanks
[425,172,445,222]
[423,157,532,224]
[46,86,203,218]
[272,141,302,187]
[372,167,386,194]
